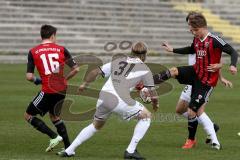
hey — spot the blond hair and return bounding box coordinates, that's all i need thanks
[131,41,148,55]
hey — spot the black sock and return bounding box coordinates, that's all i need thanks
[53,120,70,148]
[188,116,198,140]
[153,70,171,84]
[28,116,57,139]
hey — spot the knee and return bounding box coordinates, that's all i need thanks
[49,115,60,122]
[139,110,152,119]
[169,67,179,78]
[93,121,105,130]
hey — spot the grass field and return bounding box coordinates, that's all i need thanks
[0,63,239,160]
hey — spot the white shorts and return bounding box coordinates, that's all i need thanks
[179,85,192,103]
[94,95,144,121]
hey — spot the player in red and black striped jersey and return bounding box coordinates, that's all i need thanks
[154,11,238,150]
[24,25,79,152]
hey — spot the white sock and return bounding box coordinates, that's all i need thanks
[198,112,220,145]
[126,118,151,153]
[65,123,98,155]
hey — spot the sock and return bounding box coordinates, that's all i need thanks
[65,123,97,155]
[126,118,151,153]
[198,112,220,145]
[153,70,171,84]
[188,116,198,140]
[28,116,57,139]
[53,120,70,149]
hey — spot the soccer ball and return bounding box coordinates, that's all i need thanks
[139,87,152,103]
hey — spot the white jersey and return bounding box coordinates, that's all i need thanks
[188,54,196,65]
[95,55,154,121]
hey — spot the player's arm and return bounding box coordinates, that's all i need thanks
[213,37,238,75]
[162,42,195,54]
[143,70,159,112]
[146,86,159,112]
[79,62,111,91]
[26,51,42,85]
[64,48,79,80]
[218,70,233,88]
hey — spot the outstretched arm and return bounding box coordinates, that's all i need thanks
[65,65,79,80]
[162,42,195,54]
[79,67,102,91]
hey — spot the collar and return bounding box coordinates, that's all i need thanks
[200,32,211,42]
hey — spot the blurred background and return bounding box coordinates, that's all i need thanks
[0,0,239,64]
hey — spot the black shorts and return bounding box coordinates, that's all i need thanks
[26,91,66,116]
[176,66,214,112]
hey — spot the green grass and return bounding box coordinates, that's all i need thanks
[0,63,240,160]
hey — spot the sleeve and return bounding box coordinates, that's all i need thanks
[64,48,77,68]
[173,43,195,54]
[99,62,111,78]
[142,67,155,87]
[26,51,35,73]
[213,38,238,67]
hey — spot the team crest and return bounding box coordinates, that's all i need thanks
[195,43,199,48]
[205,42,209,48]
[198,95,203,99]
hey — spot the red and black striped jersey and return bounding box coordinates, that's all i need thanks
[27,43,76,93]
[173,32,238,87]
[193,33,224,86]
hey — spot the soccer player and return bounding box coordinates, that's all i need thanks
[154,11,238,150]
[24,24,79,152]
[58,42,159,159]
[176,54,233,146]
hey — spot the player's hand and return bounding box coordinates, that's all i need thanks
[135,81,144,91]
[151,98,159,112]
[78,82,89,93]
[229,65,237,75]
[33,77,42,85]
[220,77,233,88]
[207,63,222,72]
[162,42,173,52]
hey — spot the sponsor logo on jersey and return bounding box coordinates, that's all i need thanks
[197,50,207,57]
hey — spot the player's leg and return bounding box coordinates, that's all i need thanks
[182,107,198,149]
[58,98,112,157]
[197,106,221,149]
[49,94,71,150]
[59,119,104,157]
[24,92,58,140]
[153,66,179,84]
[123,102,151,160]
[176,85,192,118]
[50,114,70,150]
[178,84,220,147]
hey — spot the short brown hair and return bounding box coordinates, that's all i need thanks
[131,41,148,55]
[40,24,57,40]
[186,11,207,28]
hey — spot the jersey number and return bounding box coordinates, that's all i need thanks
[114,61,135,77]
[40,54,60,75]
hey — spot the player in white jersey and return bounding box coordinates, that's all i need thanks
[58,42,159,159]
[176,54,233,148]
